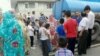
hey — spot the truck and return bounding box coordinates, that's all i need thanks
[53,0,100,41]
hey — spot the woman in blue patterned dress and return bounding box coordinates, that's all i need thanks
[0,10,25,56]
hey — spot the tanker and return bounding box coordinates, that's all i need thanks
[53,0,100,41]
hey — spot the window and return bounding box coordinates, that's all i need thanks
[29,2,35,8]
[25,3,28,8]
[47,3,54,9]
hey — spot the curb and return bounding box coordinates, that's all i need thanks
[91,43,100,48]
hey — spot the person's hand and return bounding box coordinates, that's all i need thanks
[79,32,82,37]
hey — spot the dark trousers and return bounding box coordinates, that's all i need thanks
[78,30,88,55]
[41,40,49,56]
[87,29,92,48]
[67,38,76,54]
[30,36,34,47]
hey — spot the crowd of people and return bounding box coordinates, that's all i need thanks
[0,5,95,56]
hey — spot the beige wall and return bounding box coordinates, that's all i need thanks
[16,2,53,18]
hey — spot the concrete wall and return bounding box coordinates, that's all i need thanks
[16,2,54,18]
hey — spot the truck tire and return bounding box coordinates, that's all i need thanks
[92,22,100,41]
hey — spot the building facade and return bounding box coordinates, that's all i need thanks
[11,0,56,18]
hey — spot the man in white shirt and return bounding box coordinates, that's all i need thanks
[78,12,89,56]
[84,5,95,48]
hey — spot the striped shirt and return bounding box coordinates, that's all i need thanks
[55,48,74,56]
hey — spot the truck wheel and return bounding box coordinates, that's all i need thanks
[92,22,100,41]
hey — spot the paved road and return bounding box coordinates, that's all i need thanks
[29,45,100,56]
[28,36,100,56]
[83,46,100,56]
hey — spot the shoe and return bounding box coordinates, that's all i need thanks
[78,54,82,56]
[78,53,82,56]
[31,46,36,49]
[83,52,87,54]
[87,46,90,49]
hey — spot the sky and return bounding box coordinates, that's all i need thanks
[0,0,11,12]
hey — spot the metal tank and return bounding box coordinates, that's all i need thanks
[53,0,100,19]
[53,0,100,41]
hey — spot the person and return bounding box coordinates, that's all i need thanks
[48,15,57,39]
[27,22,34,49]
[48,15,58,48]
[34,19,40,40]
[16,15,31,55]
[56,18,66,39]
[78,12,89,56]
[0,9,3,56]
[62,10,67,21]
[30,11,35,26]
[55,38,73,56]
[39,22,49,56]
[27,12,31,25]
[23,14,27,26]
[84,5,95,48]
[27,12,31,18]
[44,23,52,52]
[63,10,78,54]
[39,13,47,23]
[72,12,82,24]
[0,10,25,56]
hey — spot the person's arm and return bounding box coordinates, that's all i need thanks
[30,26,34,32]
[79,19,86,37]
[88,13,95,28]
[71,52,74,56]
[43,29,50,39]
[79,27,85,37]
[63,23,67,33]
[55,51,58,56]
[75,20,78,35]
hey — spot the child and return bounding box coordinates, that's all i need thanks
[39,22,50,56]
[27,22,34,49]
[56,18,66,39]
[44,23,52,52]
[55,38,73,56]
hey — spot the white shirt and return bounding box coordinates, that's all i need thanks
[27,25,34,36]
[88,11,95,29]
[39,27,49,40]
[55,48,73,56]
[78,17,89,31]
[30,15,36,22]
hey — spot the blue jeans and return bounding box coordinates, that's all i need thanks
[47,40,52,52]
[41,40,49,56]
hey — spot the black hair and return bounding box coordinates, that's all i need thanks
[39,21,44,27]
[45,23,50,29]
[62,10,66,13]
[27,17,30,20]
[81,12,87,17]
[27,21,30,26]
[32,11,35,14]
[64,10,71,17]
[28,12,30,14]
[84,5,91,11]
[59,18,64,24]
[58,38,67,48]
